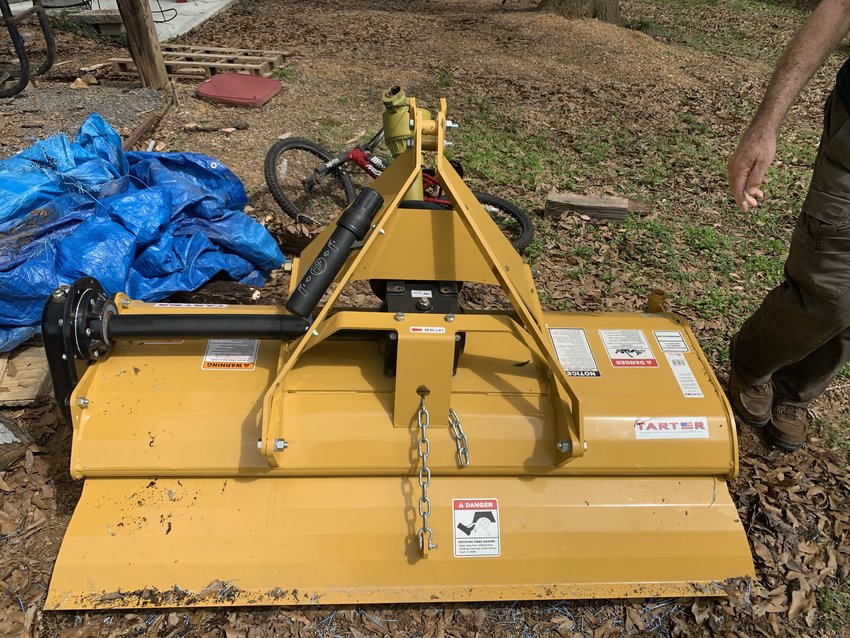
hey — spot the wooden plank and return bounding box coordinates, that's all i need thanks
[0,345,50,407]
[162,44,291,59]
[544,191,653,222]
[115,0,168,89]
[111,56,276,79]
[0,413,32,472]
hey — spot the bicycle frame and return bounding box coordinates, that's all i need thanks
[0,0,55,98]
[306,128,444,199]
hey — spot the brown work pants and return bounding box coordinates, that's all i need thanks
[733,90,850,407]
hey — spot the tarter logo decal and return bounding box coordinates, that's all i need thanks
[634,417,710,439]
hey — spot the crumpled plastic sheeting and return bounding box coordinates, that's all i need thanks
[0,114,284,352]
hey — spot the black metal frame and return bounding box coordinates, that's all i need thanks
[42,278,311,422]
[0,0,56,98]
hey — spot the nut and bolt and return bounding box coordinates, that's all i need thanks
[77,397,90,408]
[120,298,131,308]
[444,140,454,147]
[557,440,572,453]
[58,319,63,326]
[416,297,431,311]
[446,120,459,129]
[51,285,69,299]
[274,439,288,452]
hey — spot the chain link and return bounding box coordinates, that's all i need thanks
[448,409,470,468]
[416,389,437,552]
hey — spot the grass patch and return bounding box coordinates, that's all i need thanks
[434,64,454,88]
[271,66,296,81]
[815,416,850,468]
[817,584,850,632]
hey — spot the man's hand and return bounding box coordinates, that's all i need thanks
[727,126,776,212]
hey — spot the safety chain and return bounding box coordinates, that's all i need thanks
[448,409,470,468]
[416,386,437,552]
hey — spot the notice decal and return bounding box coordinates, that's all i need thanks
[202,339,259,370]
[599,329,658,368]
[549,328,601,377]
[634,417,710,439]
[453,498,500,558]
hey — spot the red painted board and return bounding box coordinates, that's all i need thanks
[197,73,282,108]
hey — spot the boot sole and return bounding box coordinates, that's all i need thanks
[732,408,769,428]
[766,426,804,452]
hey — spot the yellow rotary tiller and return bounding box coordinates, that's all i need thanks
[42,90,754,609]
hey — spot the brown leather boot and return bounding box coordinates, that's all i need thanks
[727,366,772,427]
[766,404,808,451]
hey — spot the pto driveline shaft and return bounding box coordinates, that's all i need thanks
[286,187,384,318]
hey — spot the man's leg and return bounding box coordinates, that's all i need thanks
[730,91,850,446]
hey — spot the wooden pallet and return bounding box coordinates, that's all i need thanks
[110,44,291,80]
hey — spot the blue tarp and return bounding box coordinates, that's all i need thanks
[0,114,284,352]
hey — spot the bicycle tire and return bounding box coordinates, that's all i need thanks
[32,7,56,77]
[0,0,31,99]
[264,137,356,227]
[471,191,534,254]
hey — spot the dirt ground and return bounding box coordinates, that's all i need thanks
[1,0,850,636]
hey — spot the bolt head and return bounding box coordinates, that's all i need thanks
[85,328,91,336]
[394,312,405,322]
[444,313,455,323]
[389,332,397,341]
[557,440,572,453]
[274,439,288,452]
[77,397,89,408]
[257,440,262,450]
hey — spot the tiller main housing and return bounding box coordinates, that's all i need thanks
[43,92,754,609]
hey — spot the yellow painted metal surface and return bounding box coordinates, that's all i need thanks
[49,93,755,609]
[47,475,751,609]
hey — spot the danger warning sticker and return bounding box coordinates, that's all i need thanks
[202,339,259,370]
[634,417,709,439]
[549,328,601,377]
[599,329,658,368]
[453,498,500,558]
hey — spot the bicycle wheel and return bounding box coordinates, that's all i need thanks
[264,138,356,227]
[472,191,534,254]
